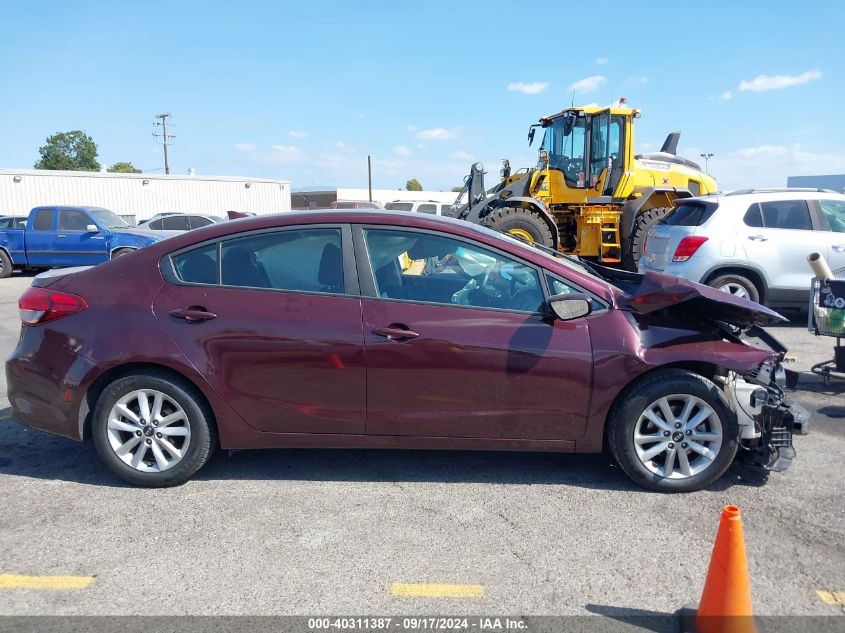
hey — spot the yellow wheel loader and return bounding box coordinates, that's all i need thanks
[444,105,717,270]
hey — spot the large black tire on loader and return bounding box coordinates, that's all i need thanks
[622,206,671,271]
[483,207,555,249]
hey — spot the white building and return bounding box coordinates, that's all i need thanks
[292,187,457,210]
[0,169,291,224]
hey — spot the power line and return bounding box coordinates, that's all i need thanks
[152,113,175,175]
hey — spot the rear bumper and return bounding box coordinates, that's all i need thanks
[638,258,711,284]
[5,327,96,441]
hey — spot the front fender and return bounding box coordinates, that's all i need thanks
[640,340,775,375]
[109,232,161,251]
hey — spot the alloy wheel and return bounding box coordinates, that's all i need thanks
[718,282,750,299]
[106,389,192,472]
[633,394,723,479]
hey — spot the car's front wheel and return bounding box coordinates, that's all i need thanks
[92,371,216,487]
[608,369,738,492]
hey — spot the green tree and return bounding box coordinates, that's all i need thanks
[34,131,100,171]
[108,162,141,173]
[451,186,463,192]
[406,178,423,191]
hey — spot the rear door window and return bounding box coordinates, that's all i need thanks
[172,244,219,285]
[221,228,344,293]
[743,204,764,228]
[188,216,214,229]
[662,203,715,227]
[759,200,813,230]
[162,216,190,230]
[819,199,845,233]
[32,209,54,231]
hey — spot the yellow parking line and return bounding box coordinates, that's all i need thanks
[0,574,95,590]
[390,583,484,598]
[816,590,845,605]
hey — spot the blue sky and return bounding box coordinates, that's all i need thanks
[1,0,842,192]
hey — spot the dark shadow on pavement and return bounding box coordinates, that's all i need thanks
[0,408,770,492]
[584,604,676,633]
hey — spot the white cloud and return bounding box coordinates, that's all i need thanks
[416,127,459,141]
[288,130,307,138]
[406,125,418,132]
[506,81,549,95]
[739,69,822,92]
[416,144,425,149]
[394,145,412,156]
[267,145,302,163]
[568,75,606,94]
[453,150,474,161]
[627,74,649,85]
[234,143,257,152]
[720,90,733,101]
[335,141,346,148]
[596,57,608,65]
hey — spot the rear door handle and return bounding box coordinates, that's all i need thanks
[747,235,768,242]
[170,307,217,323]
[371,325,419,341]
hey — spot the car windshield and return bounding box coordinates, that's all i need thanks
[88,208,130,229]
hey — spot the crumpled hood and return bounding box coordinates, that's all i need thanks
[621,271,786,328]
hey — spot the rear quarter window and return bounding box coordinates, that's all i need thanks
[172,244,219,284]
[661,203,715,227]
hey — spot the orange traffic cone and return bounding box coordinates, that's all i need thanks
[680,505,758,633]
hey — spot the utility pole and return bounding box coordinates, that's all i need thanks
[153,113,175,174]
[699,152,714,173]
[367,155,373,202]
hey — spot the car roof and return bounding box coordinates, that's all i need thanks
[684,189,845,206]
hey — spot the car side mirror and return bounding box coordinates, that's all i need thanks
[86,224,99,233]
[547,292,592,321]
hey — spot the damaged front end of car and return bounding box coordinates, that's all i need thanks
[619,270,812,473]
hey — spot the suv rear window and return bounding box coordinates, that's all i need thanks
[385,202,413,211]
[662,202,715,227]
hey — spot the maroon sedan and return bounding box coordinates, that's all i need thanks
[6,211,803,491]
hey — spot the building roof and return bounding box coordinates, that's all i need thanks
[0,169,290,185]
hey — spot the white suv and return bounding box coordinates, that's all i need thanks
[638,189,845,308]
[384,200,452,215]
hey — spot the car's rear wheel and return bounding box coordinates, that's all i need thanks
[608,369,738,492]
[708,273,760,304]
[92,371,216,487]
[0,250,13,279]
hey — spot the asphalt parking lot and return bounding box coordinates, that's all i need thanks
[0,272,843,622]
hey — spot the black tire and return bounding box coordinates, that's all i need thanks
[0,250,12,279]
[622,206,671,271]
[111,248,134,259]
[707,273,760,304]
[483,207,555,248]
[92,371,217,487]
[607,369,738,493]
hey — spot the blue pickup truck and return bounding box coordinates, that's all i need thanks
[0,206,173,279]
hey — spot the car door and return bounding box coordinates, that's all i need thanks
[152,224,366,435]
[740,200,820,302]
[814,199,845,273]
[52,208,109,267]
[24,208,57,267]
[355,225,594,440]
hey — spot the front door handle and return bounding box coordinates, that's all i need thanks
[170,307,217,323]
[56,234,67,239]
[747,235,768,242]
[833,244,845,253]
[371,325,419,341]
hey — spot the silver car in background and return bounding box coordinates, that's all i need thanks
[638,189,845,309]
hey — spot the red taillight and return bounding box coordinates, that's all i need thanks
[19,287,88,326]
[671,236,709,262]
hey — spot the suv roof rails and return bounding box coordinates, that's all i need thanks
[725,187,836,196]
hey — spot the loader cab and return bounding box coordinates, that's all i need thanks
[531,107,633,206]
